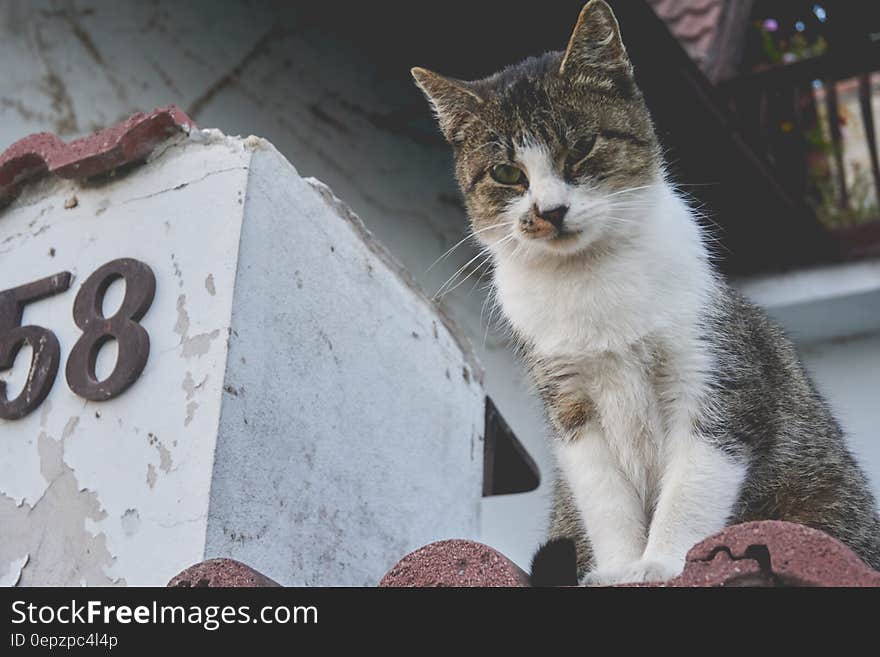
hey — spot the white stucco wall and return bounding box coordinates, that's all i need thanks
[0,130,485,586]
[0,132,252,585]
[206,145,485,585]
[801,333,880,498]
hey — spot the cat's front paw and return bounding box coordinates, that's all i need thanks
[580,559,681,587]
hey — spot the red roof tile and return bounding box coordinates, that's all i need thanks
[379,539,529,587]
[0,106,194,206]
[168,558,280,588]
[678,520,880,587]
[646,0,726,72]
[166,521,880,587]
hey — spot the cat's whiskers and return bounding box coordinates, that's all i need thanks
[604,184,653,199]
[435,252,494,300]
[426,222,513,273]
[433,233,514,300]
[470,254,496,294]
[481,284,505,347]
[480,279,497,329]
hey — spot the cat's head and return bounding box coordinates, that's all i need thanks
[413,0,660,259]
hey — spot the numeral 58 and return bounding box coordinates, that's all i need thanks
[0,258,155,420]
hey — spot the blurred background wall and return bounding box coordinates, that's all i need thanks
[1,0,878,570]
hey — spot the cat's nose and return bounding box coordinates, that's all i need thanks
[534,204,569,229]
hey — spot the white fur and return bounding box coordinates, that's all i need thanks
[484,150,746,584]
[517,142,571,214]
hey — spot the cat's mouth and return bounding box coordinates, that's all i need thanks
[519,221,582,243]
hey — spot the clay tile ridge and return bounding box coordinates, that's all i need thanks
[165,521,880,587]
[379,521,880,587]
[0,105,195,206]
[168,558,281,588]
[646,0,724,62]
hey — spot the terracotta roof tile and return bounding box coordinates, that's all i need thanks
[168,558,281,588]
[379,521,880,587]
[166,521,880,587]
[646,0,727,69]
[379,539,529,587]
[0,106,194,206]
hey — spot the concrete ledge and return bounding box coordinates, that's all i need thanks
[734,258,880,344]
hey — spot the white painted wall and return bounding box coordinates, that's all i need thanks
[0,132,485,586]
[800,333,880,498]
[0,133,252,585]
[206,146,485,586]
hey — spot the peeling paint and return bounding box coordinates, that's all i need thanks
[184,401,198,427]
[0,425,119,586]
[174,294,221,358]
[171,253,183,288]
[181,330,220,358]
[0,554,29,587]
[1,122,253,585]
[120,509,140,537]
[181,371,194,397]
[174,294,190,337]
[181,371,207,428]
[62,416,80,440]
[37,430,64,483]
[157,443,173,473]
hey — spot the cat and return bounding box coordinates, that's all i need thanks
[412,0,880,585]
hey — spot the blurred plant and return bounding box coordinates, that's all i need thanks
[810,157,879,228]
[758,22,783,65]
[804,125,832,153]
[753,20,829,70]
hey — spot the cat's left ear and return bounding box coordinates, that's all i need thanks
[411,67,484,144]
[559,0,632,77]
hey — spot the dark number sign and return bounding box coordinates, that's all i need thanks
[0,258,155,419]
[0,272,71,420]
[66,259,156,401]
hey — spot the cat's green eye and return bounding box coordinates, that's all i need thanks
[490,164,527,186]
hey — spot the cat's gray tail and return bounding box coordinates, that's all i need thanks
[529,538,579,587]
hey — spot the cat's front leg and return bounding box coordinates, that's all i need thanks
[555,428,648,583]
[639,435,746,582]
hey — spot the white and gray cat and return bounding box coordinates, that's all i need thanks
[412,0,880,584]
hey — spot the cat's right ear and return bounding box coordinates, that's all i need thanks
[411,67,483,144]
[560,0,632,77]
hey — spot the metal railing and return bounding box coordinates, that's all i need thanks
[719,44,880,256]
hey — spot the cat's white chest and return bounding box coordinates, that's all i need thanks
[494,255,655,355]
[557,347,665,503]
[493,257,697,507]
